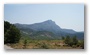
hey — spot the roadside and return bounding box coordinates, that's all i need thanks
[4,45,13,49]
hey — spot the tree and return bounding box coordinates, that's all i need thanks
[68,38,73,46]
[64,35,71,45]
[72,35,78,45]
[64,35,80,47]
[23,39,28,49]
[4,21,21,44]
[61,36,65,40]
[64,35,74,46]
[4,21,11,34]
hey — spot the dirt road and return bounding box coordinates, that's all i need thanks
[4,45,13,49]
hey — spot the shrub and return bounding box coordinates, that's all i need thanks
[40,42,49,49]
[23,39,28,49]
[72,45,77,48]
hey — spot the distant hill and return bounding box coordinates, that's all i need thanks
[14,20,84,40]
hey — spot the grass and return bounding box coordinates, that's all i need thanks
[5,39,82,49]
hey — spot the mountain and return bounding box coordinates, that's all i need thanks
[61,29,76,34]
[14,20,84,40]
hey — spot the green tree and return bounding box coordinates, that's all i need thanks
[68,38,73,46]
[4,21,21,44]
[61,36,65,40]
[4,21,11,34]
[64,35,71,45]
[72,36,78,45]
[64,35,74,46]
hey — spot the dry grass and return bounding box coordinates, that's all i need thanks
[5,40,82,49]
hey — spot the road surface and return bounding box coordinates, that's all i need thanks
[4,45,13,49]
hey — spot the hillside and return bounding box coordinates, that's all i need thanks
[14,20,84,40]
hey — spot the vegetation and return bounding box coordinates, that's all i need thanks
[61,36,65,40]
[6,39,83,49]
[4,21,21,44]
[23,39,28,49]
[4,21,84,49]
[64,35,78,47]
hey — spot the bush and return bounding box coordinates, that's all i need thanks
[23,39,28,49]
[72,45,77,48]
[81,40,84,49]
[40,42,49,49]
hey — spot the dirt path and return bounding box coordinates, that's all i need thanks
[4,45,13,49]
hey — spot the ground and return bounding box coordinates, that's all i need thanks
[4,45,13,49]
[4,40,82,49]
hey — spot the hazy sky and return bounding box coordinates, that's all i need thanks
[4,4,84,32]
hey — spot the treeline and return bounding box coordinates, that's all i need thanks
[62,35,84,49]
[4,21,21,44]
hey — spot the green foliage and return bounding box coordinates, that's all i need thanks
[6,39,83,49]
[23,39,28,49]
[81,40,84,49]
[64,35,79,47]
[61,36,65,40]
[64,35,71,44]
[77,40,84,49]
[68,39,73,46]
[72,36,78,45]
[72,45,77,48]
[4,21,21,44]
[39,42,49,49]
[4,21,11,34]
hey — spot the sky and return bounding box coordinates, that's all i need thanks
[4,4,84,32]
